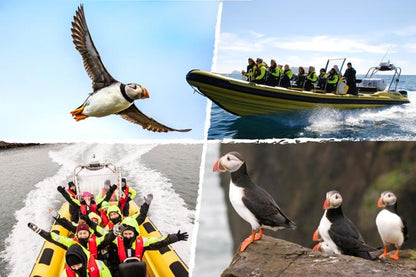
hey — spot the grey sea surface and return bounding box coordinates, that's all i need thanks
[141,143,202,212]
[0,144,63,276]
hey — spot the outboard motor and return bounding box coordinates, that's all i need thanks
[399,90,408,98]
[119,257,147,277]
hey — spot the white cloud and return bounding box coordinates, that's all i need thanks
[393,25,416,37]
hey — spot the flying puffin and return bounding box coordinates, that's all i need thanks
[376,191,408,260]
[70,5,191,133]
[213,151,295,252]
[317,190,380,260]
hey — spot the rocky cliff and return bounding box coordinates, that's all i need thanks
[221,236,416,277]
[220,142,416,251]
[0,140,39,149]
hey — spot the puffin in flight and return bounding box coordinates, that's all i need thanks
[376,191,408,260]
[70,5,190,133]
[316,190,380,260]
[213,151,295,251]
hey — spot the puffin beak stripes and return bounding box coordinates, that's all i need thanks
[323,199,329,210]
[213,158,226,172]
[313,243,321,251]
[312,229,321,241]
[377,197,384,208]
[142,87,150,99]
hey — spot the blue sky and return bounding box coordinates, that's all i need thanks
[216,0,416,75]
[0,1,219,141]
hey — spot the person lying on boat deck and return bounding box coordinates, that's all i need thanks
[265,59,280,87]
[48,208,106,238]
[57,184,117,217]
[294,66,306,88]
[326,68,339,93]
[241,57,256,81]
[99,216,188,276]
[27,221,114,260]
[317,68,327,90]
[96,180,117,204]
[99,201,110,228]
[344,62,357,95]
[280,64,293,88]
[304,66,318,91]
[63,244,111,277]
[116,178,137,217]
[67,181,80,222]
[252,58,268,84]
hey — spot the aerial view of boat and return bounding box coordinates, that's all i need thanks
[186,60,409,116]
[30,160,188,277]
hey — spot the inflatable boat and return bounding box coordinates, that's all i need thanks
[30,161,188,277]
[186,62,409,116]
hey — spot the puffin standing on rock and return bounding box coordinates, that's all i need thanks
[213,151,296,252]
[376,191,408,260]
[316,190,380,260]
[70,5,191,133]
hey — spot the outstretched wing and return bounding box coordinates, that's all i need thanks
[118,104,191,133]
[71,5,117,91]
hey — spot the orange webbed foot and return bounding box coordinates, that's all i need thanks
[239,231,255,252]
[254,228,263,241]
[71,105,86,117]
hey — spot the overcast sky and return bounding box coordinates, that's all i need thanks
[0,1,219,141]
[216,0,416,75]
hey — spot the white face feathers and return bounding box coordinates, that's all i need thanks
[324,190,343,209]
[125,83,149,100]
[378,191,397,207]
[215,152,245,173]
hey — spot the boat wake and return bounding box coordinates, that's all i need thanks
[2,143,194,276]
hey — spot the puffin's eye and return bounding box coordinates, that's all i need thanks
[227,156,230,161]
[335,195,338,199]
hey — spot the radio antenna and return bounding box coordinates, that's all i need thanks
[380,46,392,63]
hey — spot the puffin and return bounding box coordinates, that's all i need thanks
[376,191,408,260]
[213,151,295,252]
[316,190,380,260]
[70,5,191,133]
[313,241,336,254]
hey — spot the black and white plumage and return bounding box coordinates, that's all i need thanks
[70,5,191,133]
[213,151,295,251]
[376,191,408,260]
[317,190,380,260]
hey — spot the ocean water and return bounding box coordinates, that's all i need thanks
[0,143,200,277]
[208,75,416,140]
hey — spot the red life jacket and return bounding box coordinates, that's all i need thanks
[119,186,130,212]
[73,235,98,259]
[117,236,144,263]
[65,254,100,277]
[100,210,109,227]
[67,189,77,198]
[80,202,98,216]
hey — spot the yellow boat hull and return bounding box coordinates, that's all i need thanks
[186,70,409,116]
[30,202,188,277]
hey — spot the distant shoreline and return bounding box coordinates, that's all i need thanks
[0,141,41,149]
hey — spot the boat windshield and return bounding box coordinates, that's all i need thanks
[73,162,121,200]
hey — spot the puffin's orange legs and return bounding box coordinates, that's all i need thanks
[254,228,263,241]
[389,247,400,260]
[71,105,88,121]
[240,230,255,252]
[378,246,388,259]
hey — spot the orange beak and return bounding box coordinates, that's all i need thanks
[313,243,321,251]
[323,199,329,210]
[313,229,322,241]
[142,87,150,99]
[377,197,384,208]
[213,158,226,172]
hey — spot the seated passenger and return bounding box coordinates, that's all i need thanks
[295,66,306,88]
[326,68,339,93]
[64,244,111,277]
[99,216,188,277]
[304,66,317,91]
[117,178,137,217]
[266,59,280,86]
[280,65,293,88]
[252,58,268,84]
[58,185,116,218]
[67,181,79,221]
[96,180,117,203]
[317,68,327,90]
[99,201,110,228]
[241,58,256,81]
